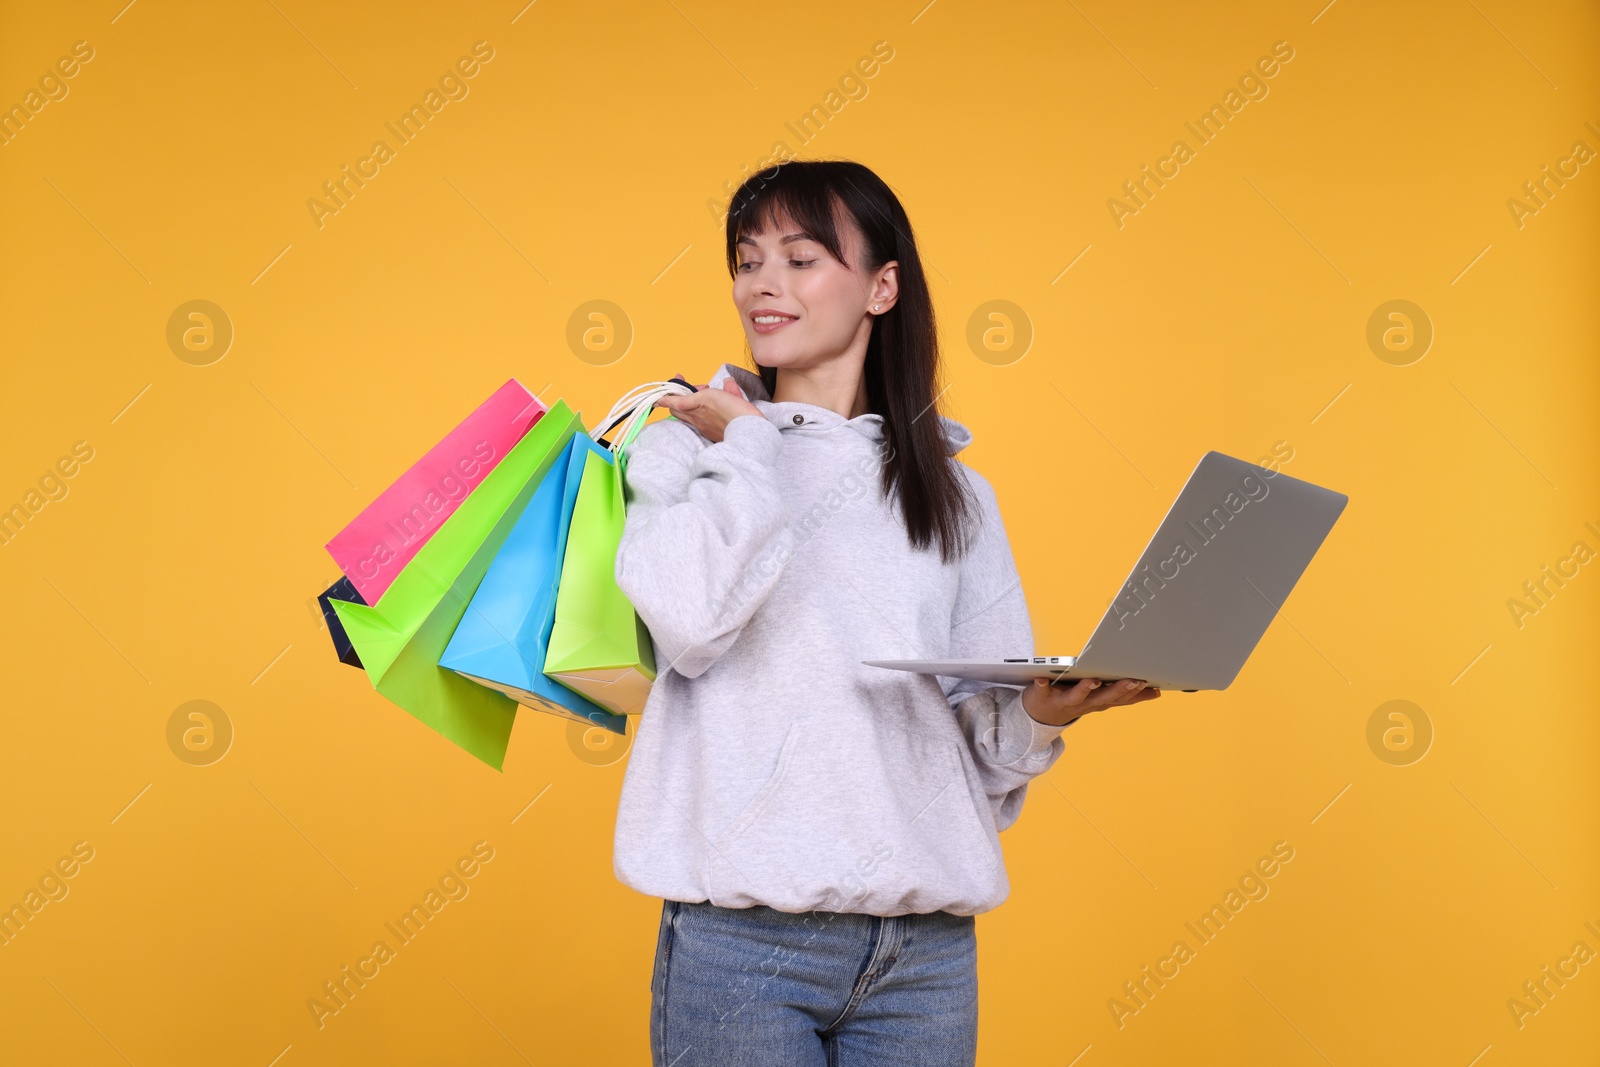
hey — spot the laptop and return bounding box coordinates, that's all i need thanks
[862,451,1348,692]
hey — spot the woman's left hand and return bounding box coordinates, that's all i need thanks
[1020,676,1161,727]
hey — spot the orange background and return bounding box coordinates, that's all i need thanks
[1,0,1597,1063]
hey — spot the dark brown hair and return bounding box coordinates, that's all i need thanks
[723,159,976,563]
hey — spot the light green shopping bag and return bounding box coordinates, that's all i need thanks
[543,409,658,716]
[331,401,583,770]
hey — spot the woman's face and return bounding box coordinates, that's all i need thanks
[732,209,895,371]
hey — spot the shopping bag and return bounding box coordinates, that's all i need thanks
[439,433,628,735]
[542,381,694,716]
[330,401,584,770]
[316,575,366,669]
[325,379,546,606]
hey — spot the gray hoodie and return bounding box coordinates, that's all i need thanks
[611,362,1072,917]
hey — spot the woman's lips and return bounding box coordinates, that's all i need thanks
[751,316,797,335]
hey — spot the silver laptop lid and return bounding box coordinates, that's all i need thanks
[1069,451,1348,691]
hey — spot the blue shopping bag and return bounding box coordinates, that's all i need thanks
[439,433,627,735]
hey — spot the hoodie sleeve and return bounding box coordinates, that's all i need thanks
[614,412,793,680]
[941,467,1073,832]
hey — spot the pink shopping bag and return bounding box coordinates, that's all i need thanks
[325,380,546,605]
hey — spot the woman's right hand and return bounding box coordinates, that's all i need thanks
[656,375,763,444]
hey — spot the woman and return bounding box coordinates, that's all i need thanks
[612,159,1160,1066]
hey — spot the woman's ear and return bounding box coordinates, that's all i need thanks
[873,261,900,310]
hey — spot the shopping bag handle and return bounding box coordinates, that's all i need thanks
[590,374,698,445]
[590,378,700,460]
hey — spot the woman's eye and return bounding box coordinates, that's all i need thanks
[737,258,814,271]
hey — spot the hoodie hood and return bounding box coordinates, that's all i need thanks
[705,362,973,455]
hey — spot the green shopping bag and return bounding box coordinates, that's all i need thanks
[331,401,583,769]
[542,392,663,716]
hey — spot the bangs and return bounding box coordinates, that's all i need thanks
[725,171,853,274]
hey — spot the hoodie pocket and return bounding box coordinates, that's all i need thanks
[939,734,1009,883]
[710,720,803,855]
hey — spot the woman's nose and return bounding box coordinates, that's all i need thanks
[748,262,782,293]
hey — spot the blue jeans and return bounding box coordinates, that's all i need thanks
[650,898,979,1066]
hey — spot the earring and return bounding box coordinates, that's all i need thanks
[873,303,881,312]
